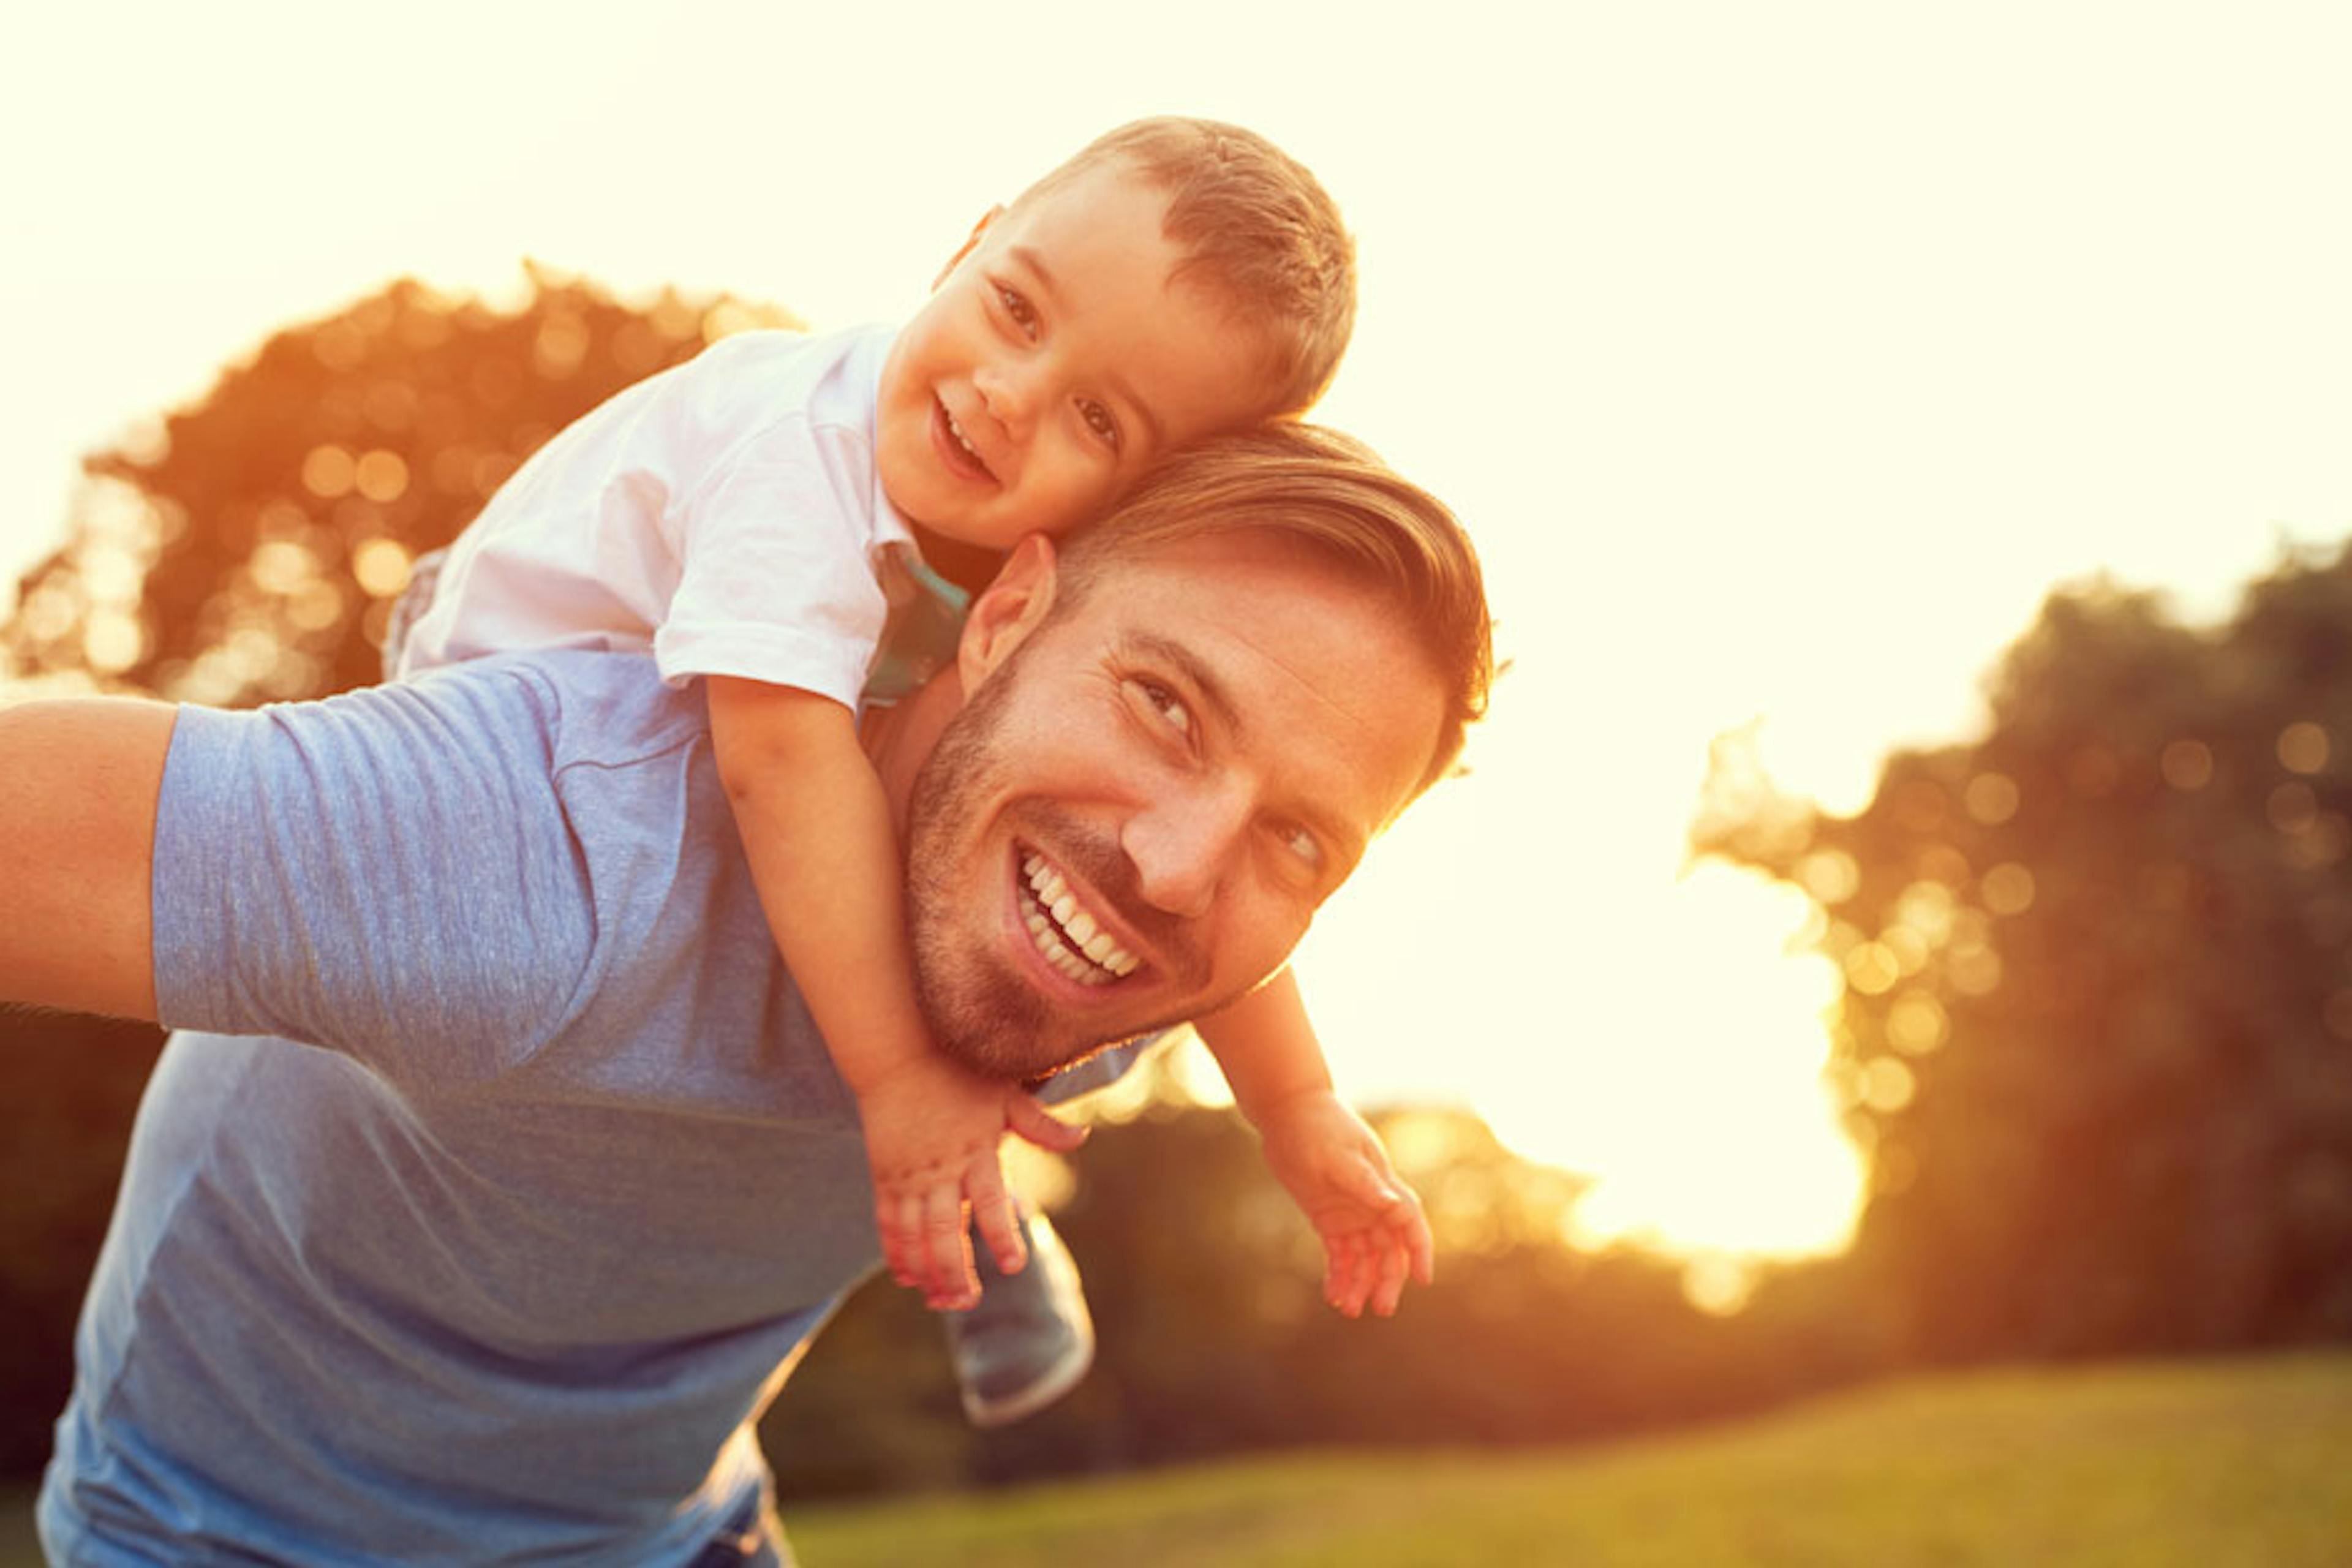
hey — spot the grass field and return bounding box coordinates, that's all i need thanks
[7,1352,2346,1565]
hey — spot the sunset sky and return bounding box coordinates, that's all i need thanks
[8,2,2351,1281]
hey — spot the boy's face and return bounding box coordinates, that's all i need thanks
[876,161,1270,547]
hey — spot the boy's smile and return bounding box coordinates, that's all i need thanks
[876,160,1271,549]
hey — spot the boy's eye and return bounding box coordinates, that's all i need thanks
[995,284,1039,340]
[1079,399,1121,451]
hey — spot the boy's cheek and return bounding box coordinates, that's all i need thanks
[1061,466,1141,532]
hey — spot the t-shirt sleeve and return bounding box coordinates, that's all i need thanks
[151,669,600,1085]
[652,416,889,709]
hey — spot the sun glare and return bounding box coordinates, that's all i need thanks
[1488,864,1863,1262]
[1296,761,1869,1284]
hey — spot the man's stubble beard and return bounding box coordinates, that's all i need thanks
[900,645,1213,1082]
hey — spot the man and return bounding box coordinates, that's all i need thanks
[0,423,1492,1565]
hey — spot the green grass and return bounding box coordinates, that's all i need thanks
[787,1354,2352,1567]
[7,1353,2346,1566]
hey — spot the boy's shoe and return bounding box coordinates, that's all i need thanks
[946,1207,1094,1428]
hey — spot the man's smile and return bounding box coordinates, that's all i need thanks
[1017,846,1140,987]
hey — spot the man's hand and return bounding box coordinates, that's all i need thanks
[858,1053,1088,1310]
[1256,1090,1433,1319]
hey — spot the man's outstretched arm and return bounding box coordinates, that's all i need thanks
[0,697,175,1021]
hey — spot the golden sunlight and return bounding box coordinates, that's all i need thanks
[1515,864,1863,1262]
[1294,781,1868,1283]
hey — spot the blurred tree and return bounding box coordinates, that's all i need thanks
[5,266,797,703]
[1694,549,2352,1365]
[0,1013,161,1474]
[0,270,795,1479]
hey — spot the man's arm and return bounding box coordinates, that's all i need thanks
[0,697,175,1021]
[5,665,598,1075]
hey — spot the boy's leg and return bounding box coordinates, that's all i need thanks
[943,1033,1166,1426]
[946,1203,1094,1428]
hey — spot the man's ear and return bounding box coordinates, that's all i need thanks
[958,533,1058,688]
[933,205,1005,290]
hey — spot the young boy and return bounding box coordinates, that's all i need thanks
[390,116,1431,1424]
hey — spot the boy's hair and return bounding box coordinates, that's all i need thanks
[1015,116,1356,420]
[1053,423,1493,797]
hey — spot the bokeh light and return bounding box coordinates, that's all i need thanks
[2278,721,2330,775]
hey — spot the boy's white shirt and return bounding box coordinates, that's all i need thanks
[393,324,921,709]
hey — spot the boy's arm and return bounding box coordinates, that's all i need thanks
[0,698,175,1022]
[705,676,1084,1308]
[1196,967,1334,1121]
[1196,967,1436,1317]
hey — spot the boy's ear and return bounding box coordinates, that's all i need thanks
[958,533,1058,689]
[933,205,1006,290]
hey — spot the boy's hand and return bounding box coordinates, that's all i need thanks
[1257,1090,1433,1319]
[858,1052,1087,1311]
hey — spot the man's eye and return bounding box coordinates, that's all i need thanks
[1276,823,1324,873]
[1135,679,1190,737]
[1079,399,1121,451]
[996,284,1039,339]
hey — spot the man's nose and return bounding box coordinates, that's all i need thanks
[1121,785,1252,921]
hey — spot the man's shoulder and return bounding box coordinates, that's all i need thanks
[388,648,699,767]
[478,648,710,768]
[394,652,829,1097]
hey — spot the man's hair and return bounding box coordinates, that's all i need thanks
[1052,423,1494,797]
[1015,116,1356,420]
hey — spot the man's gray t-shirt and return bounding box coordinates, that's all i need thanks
[40,652,891,1565]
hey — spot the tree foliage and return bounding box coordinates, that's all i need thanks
[0,1013,160,1474]
[6,267,796,703]
[1695,554,2352,1363]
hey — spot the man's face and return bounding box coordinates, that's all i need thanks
[874,162,1270,550]
[902,535,1446,1079]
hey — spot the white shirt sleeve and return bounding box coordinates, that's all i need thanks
[391,327,905,708]
[652,412,888,709]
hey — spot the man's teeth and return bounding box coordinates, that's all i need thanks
[1021,853,1139,986]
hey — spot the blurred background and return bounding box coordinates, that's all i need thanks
[5,0,2351,1540]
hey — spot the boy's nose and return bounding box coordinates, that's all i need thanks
[1121,785,1251,921]
[973,361,1041,438]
